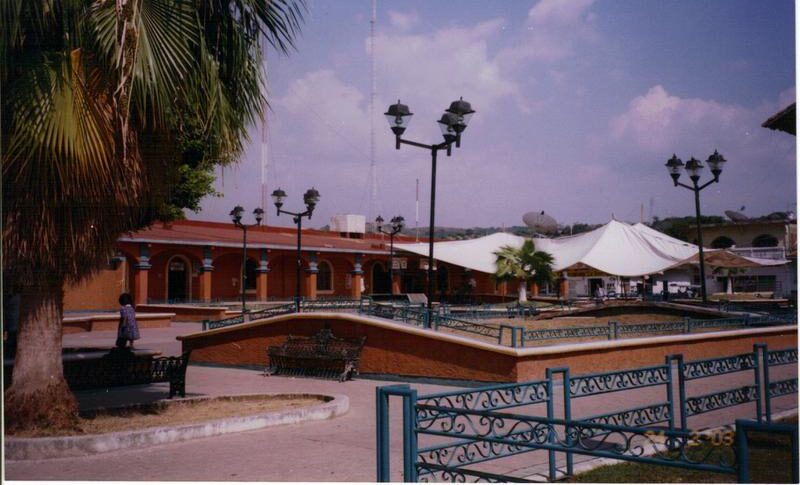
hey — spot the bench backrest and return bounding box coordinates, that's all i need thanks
[270,330,365,359]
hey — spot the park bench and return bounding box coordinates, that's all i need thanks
[62,348,192,398]
[265,328,366,382]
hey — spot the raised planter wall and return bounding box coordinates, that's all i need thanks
[178,313,797,383]
[63,313,174,334]
[136,304,228,322]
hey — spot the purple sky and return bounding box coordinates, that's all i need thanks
[192,0,796,230]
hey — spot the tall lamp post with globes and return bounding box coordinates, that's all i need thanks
[230,206,264,316]
[375,215,405,293]
[664,150,727,304]
[271,187,321,312]
[385,97,475,325]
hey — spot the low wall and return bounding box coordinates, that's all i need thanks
[63,313,174,334]
[513,328,797,381]
[178,313,797,383]
[136,304,228,322]
[538,301,732,320]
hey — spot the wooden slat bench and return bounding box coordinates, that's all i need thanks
[265,328,366,382]
[62,349,192,398]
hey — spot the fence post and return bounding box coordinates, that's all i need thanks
[754,343,770,423]
[735,420,750,483]
[518,326,525,347]
[376,387,391,482]
[376,385,416,482]
[665,355,677,432]
[684,317,691,334]
[402,389,419,482]
[202,320,208,331]
[546,368,557,481]
[752,345,763,423]
[563,368,573,476]
[510,327,517,348]
[675,354,687,431]
[608,321,617,340]
[546,367,571,480]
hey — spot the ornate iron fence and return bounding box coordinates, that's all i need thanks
[247,303,297,321]
[377,343,798,482]
[201,296,796,342]
[203,314,244,330]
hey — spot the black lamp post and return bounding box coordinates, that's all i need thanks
[230,206,264,315]
[385,97,475,324]
[665,150,727,304]
[271,187,321,312]
[376,215,405,291]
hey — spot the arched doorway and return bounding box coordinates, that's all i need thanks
[437,265,449,301]
[711,236,735,249]
[167,256,190,302]
[371,262,391,294]
[752,234,779,247]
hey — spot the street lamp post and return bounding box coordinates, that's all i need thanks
[230,206,265,316]
[665,150,728,304]
[271,187,321,312]
[385,98,475,325]
[376,215,405,292]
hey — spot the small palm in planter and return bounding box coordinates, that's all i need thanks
[494,240,555,303]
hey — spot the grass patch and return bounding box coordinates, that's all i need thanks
[569,418,797,483]
[9,394,327,438]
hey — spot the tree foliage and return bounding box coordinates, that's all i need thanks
[2,0,304,432]
[494,240,555,287]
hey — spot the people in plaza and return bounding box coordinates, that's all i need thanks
[3,286,21,359]
[594,285,606,305]
[116,293,140,348]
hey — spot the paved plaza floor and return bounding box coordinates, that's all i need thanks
[4,321,797,482]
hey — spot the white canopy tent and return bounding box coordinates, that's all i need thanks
[395,219,700,277]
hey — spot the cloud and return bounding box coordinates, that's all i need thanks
[497,0,598,66]
[600,85,795,221]
[373,19,520,122]
[528,0,595,25]
[274,70,370,151]
[387,10,419,31]
[609,85,747,153]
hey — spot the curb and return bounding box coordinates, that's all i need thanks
[5,393,349,461]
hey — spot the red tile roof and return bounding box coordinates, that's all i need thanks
[119,219,422,255]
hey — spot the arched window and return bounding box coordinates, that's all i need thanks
[752,234,779,248]
[244,259,258,290]
[711,236,735,249]
[317,261,333,292]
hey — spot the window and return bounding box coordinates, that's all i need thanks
[317,261,333,292]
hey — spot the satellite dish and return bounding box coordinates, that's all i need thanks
[522,210,558,235]
[725,210,749,222]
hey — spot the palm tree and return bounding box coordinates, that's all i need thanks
[2,0,304,432]
[494,240,555,303]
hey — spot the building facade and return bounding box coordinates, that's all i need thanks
[63,219,510,311]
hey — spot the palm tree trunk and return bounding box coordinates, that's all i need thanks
[4,279,78,433]
[518,280,527,303]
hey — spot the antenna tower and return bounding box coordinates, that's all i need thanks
[260,38,270,223]
[368,0,378,221]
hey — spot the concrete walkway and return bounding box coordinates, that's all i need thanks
[4,322,797,482]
